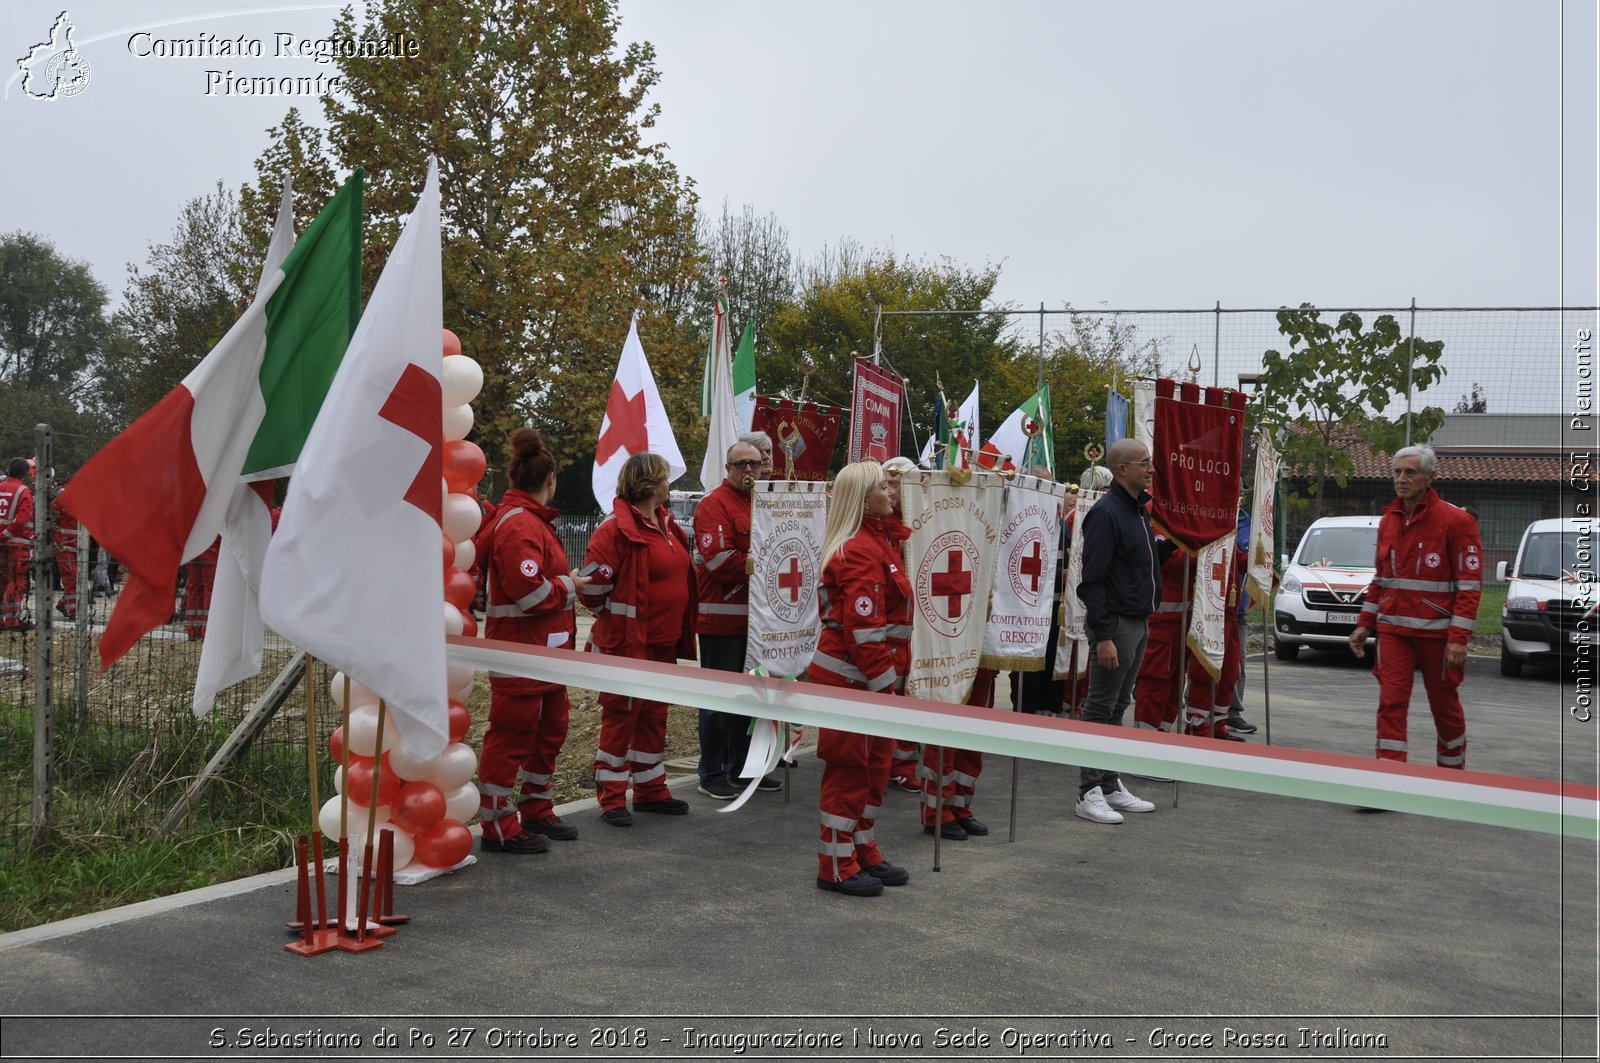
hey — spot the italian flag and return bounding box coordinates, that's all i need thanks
[62,171,363,671]
[980,384,1054,475]
[732,316,756,433]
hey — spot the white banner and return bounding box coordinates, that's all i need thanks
[1054,487,1102,680]
[745,480,828,678]
[981,475,1067,670]
[1186,533,1233,679]
[1133,378,1156,453]
[901,469,1002,703]
[1248,432,1279,604]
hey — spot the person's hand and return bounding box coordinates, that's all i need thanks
[1445,641,1468,670]
[569,568,592,592]
[1349,625,1370,659]
[1096,638,1118,670]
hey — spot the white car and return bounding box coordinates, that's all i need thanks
[1272,515,1381,660]
[1498,517,1598,676]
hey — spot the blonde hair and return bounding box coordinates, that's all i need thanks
[820,461,884,568]
[617,451,670,504]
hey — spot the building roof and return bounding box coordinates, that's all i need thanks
[1285,413,1577,483]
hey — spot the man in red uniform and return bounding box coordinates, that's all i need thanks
[692,440,777,799]
[51,483,79,620]
[182,537,220,639]
[1350,445,1481,769]
[1133,539,1190,732]
[0,459,34,630]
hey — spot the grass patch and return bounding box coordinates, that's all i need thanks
[1475,584,1506,637]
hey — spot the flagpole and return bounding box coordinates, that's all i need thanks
[337,674,351,932]
[304,657,327,931]
[357,700,387,942]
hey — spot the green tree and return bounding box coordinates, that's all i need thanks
[0,232,110,394]
[294,0,701,513]
[1253,304,1446,514]
[693,200,795,343]
[237,107,340,287]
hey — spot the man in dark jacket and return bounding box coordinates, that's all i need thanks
[1075,438,1175,823]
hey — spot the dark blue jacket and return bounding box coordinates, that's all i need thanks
[1078,481,1175,643]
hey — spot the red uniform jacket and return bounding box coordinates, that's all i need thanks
[1148,534,1190,626]
[692,480,751,637]
[1359,488,1483,645]
[808,515,913,694]
[483,489,577,694]
[580,496,698,662]
[51,493,79,554]
[0,477,33,552]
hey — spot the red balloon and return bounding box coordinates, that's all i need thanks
[442,532,456,571]
[344,754,400,806]
[328,725,344,763]
[444,566,476,609]
[458,609,478,638]
[413,818,473,868]
[447,699,471,743]
[442,439,486,494]
[442,328,461,357]
[389,781,447,834]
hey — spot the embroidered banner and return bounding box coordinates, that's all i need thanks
[751,395,840,482]
[847,355,902,464]
[901,469,1002,703]
[745,480,828,677]
[981,475,1067,671]
[1133,378,1156,453]
[1054,487,1101,680]
[1186,532,1234,678]
[1150,378,1245,552]
[1248,431,1279,604]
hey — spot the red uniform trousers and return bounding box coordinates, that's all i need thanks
[919,669,994,827]
[1374,633,1468,768]
[1183,612,1239,739]
[816,727,893,883]
[56,551,77,619]
[182,558,215,639]
[0,548,28,628]
[477,685,571,842]
[888,739,921,787]
[593,642,678,811]
[1133,618,1185,731]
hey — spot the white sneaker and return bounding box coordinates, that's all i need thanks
[1074,786,1124,824]
[1104,781,1155,813]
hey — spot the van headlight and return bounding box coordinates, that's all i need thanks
[1504,596,1538,613]
[1281,574,1302,595]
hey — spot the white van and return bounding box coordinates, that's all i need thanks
[1271,515,1381,660]
[1498,517,1598,676]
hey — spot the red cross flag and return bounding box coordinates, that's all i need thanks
[746,479,828,677]
[261,160,450,760]
[593,315,685,510]
[980,474,1068,671]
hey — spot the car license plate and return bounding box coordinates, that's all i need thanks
[1324,611,1359,624]
[1569,631,1600,645]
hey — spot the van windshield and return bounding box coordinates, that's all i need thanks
[1295,526,1378,569]
[1517,531,1591,580]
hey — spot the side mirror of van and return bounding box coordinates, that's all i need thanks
[1279,553,1289,570]
[1496,560,1508,582]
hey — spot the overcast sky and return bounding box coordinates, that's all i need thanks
[1,0,1594,410]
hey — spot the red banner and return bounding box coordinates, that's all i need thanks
[752,396,841,481]
[1149,378,1245,552]
[847,356,902,464]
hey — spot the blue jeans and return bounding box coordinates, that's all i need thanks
[1079,613,1148,797]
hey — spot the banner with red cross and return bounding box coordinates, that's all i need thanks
[847,356,902,464]
[980,475,1068,671]
[900,469,1003,704]
[1186,532,1234,679]
[745,479,829,677]
[750,395,840,482]
[1149,377,1246,552]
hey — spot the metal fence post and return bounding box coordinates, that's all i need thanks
[1404,296,1417,445]
[30,424,53,848]
[74,522,90,725]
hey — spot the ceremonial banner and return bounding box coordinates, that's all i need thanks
[981,475,1067,671]
[1054,487,1101,680]
[751,396,839,481]
[847,355,902,463]
[1133,379,1156,452]
[1247,432,1280,603]
[901,469,1002,703]
[1149,378,1245,552]
[1186,533,1233,679]
[1105,386,1129,455]
[745,480,828,677]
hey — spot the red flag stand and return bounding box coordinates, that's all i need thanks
[283,836,340,956]
[375,830,410,926]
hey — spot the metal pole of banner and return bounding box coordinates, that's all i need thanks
[1213,301,1222,388]
[1170,552,1190,807]
[1404,297,1417,446]
[30,425,53,848]
[872,305,883,367]
[1259,608,1273,747]
[1037,303,1046,392]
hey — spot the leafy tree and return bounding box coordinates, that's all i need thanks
[1454,382,1487,413]
[0,232,110,394]
[293,0,701,514]
[692,200,795,341]
[0,382,115,478]
[1253,304,1446,514]
[237,107,340,284]
[97,184,255,427]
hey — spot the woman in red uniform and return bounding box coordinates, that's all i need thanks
[807,460,912,897]
[476,428,588,853]
[581,452,697,826]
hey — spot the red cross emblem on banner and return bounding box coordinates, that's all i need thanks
[777,555,804,603]
[1019,539,1044,594]
[1211,555,1229,586]
[378,362,443,522]
[931,548,972,619]
[597,383,647,464]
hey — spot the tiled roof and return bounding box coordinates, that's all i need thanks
[1287,435,1572,483]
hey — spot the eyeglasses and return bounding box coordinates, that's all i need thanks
[1119,458,1153,468]
[729,460,762,469]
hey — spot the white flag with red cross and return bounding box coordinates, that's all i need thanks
[980,474,1067,671]
[1186,533,1234,679]
[745,480,829,677]
[593,314,686,511]
[900,468,1003,704]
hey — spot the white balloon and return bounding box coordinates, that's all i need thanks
[425,742,479,791]
[353,824,414,872]
[442,493,481,543]
[447,662,476,691]
[345,703,397,758]
[444,603,464,637]
[441,355,484,407]
[386,730,438,782]
[442,403,474,441]
[329,673,379,711]
[443,781,481,823]
[451,680,475,703]
[318,794,389,841]
[453,539,476,571]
